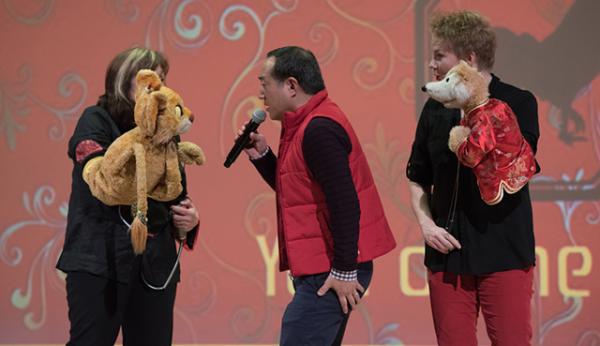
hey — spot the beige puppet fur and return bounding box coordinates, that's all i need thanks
[422,60,489,152]
[83,69,205,254]
[422,60,537,205]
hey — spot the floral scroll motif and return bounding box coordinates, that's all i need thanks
[0,66,87,150]
[1,186,67,330]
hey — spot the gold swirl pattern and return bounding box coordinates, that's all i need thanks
[1,186,66,330]
[2,0,54,25]
[363,122,412,217]
[145,0,212,50]
[308,22,339,66]
[0,66,87,150]
[244,191,276,238]
[106,0,140,22]
[0,1,598,344]
[231,96,264,138]
[326,0,413,90]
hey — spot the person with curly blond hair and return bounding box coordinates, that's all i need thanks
[407,10,540,346]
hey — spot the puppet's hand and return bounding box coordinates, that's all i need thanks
[178,142,205,165]
[448,125,471,153]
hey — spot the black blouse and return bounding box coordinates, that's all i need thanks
[57,106,196,283]
[406,75,540,274]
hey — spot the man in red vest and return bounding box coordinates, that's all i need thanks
[238,46,396,345]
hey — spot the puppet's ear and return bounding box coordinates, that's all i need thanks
[134,90,166,136]
[133,70,164,136]
[135,69,161,96]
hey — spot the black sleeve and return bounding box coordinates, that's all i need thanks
[406,101,434,187]
[303,117,360,271]
[512,90,540,152]
[67,107,116,166]
[250,148,277,190]
[512,90,541,172]
[179,168,199,249]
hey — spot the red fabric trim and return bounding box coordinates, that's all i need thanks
[75,140,103,163]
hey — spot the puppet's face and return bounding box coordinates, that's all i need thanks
[421,60,482,110]
[133,69,195,144]
[154,86,194,143]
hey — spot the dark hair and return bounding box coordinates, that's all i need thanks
[266,46,325,94]
[430,10,496,70]
[97,47,169,132]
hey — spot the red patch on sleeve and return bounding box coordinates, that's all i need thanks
[76,140,103,163]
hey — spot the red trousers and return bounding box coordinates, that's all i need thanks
[428,267,533,346]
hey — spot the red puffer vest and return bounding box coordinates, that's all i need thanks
[276,90,396,276]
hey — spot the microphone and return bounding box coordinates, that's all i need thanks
[224,109,267,168]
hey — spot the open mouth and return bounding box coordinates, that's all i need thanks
[178,119,192,134]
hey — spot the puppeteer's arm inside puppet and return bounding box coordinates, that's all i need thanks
[456,116,496,168]
[82,144,136,206]
[83,155,118,206]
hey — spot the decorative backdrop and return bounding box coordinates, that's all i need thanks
[1,0,598,345]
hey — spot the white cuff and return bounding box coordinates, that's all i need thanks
[330,268,358,281]
[250,146,270,161]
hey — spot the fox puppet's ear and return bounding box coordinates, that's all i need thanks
[453,60,479,82]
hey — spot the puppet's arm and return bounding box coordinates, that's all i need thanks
[178,141,205,165]
[82,144,134,206]
[454,116,496,168]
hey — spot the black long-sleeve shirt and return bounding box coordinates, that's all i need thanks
[252,117,360,271]
[406,74,539,274]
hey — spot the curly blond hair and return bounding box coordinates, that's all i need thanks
[430,10,496,70]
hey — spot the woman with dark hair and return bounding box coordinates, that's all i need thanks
[57,47,199,346]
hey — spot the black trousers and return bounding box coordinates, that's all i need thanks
[65,260,177,346]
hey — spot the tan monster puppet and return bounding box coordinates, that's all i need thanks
[83,69,205,254]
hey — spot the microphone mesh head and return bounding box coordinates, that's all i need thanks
[252,109,267,123]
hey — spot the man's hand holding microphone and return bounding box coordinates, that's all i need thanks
[224,109,268,167]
